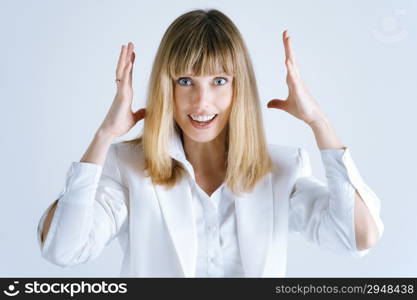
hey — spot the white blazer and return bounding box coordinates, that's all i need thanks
[37,129,384,277]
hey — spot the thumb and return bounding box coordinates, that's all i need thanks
[267,99,287,110]
[133,108,146,123]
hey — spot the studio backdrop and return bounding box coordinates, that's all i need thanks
[0,0,416,277]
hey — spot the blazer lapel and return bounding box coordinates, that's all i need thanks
[234,172,273,277]
[154,179,197,277]
[152,128,197,277]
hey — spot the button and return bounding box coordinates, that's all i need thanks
[208,226,216,233]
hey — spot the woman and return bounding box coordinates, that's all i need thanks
[37,9,384,277]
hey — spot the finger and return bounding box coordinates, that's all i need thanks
[285,32,296,64]
[120,42,131,73]
[284,34,301,78]
[125,42,134,78]
[131,50,136,64]
[133,108,146,123]
[122,61,133,86]
[267,99,287,110]
[285,57,297,78]
[129,51,135,86]
[126,42,134,67]
[283,30,290,62]
[283,31,295,74]
[119,43,133,80]
[116,45,125,69]
[116,45,127,79]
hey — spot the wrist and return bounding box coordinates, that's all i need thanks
[95,128,116,145]
[307,117,345,150]
[307,116,329,128]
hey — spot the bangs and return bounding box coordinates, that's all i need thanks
[167,20,236,78]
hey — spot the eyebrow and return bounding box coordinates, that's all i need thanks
[180,74,230,77]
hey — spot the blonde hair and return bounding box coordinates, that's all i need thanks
[122,9,273,196]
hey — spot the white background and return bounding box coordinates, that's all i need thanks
[1,0,416,277]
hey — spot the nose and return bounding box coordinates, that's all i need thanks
[191,85,212,106]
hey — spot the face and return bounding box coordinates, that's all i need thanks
[173,73,234,143]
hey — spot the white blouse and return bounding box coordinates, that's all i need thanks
[36,131,384,277]
[190,177,244,277]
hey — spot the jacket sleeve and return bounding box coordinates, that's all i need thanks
[37,143,129,268]
[288,147,384,257]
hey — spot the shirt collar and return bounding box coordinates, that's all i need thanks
[168,128,228,197]
[169,128,196,180]
[169,128,187,162]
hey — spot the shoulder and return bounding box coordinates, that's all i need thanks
[111,139,143,156]
[267,143,304,172]
[109,140,146,173]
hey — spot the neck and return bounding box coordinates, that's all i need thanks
[181,127,228,175]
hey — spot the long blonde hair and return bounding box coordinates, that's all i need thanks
[122,9,273,196]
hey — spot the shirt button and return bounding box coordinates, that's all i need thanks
[209,226,217,233]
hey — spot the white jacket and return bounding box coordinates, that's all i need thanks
[37,130,384,277]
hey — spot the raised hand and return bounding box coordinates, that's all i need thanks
[98,42,146,139]
[267,30,326,125]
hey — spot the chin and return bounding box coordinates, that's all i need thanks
[183,128,220,143]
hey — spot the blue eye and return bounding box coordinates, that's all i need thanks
[177,78,192,86]
[176,77,229,86]
[214,77,228,86]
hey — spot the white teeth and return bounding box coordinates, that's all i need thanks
[190,114,216,122]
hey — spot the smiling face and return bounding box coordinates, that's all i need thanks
[173,73,234,143]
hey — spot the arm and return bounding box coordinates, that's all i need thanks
[40,200,58,244]
[309,117,381,250]
[268,30,383,254]
[37,137,129,268]
[38,42,143,267]
[40,129,114,246]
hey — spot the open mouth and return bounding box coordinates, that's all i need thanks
[188,114,218,129]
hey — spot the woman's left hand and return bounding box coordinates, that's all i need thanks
[267,30,326,125]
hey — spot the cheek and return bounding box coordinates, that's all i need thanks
[174,102,188,122]
[173,99,190,128]
[173,91,188,114]
[217,89,233,112]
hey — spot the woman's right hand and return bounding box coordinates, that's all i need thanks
[98,42,146,139]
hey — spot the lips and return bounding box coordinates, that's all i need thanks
[188,114,217,122]
[188,114,218,129]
